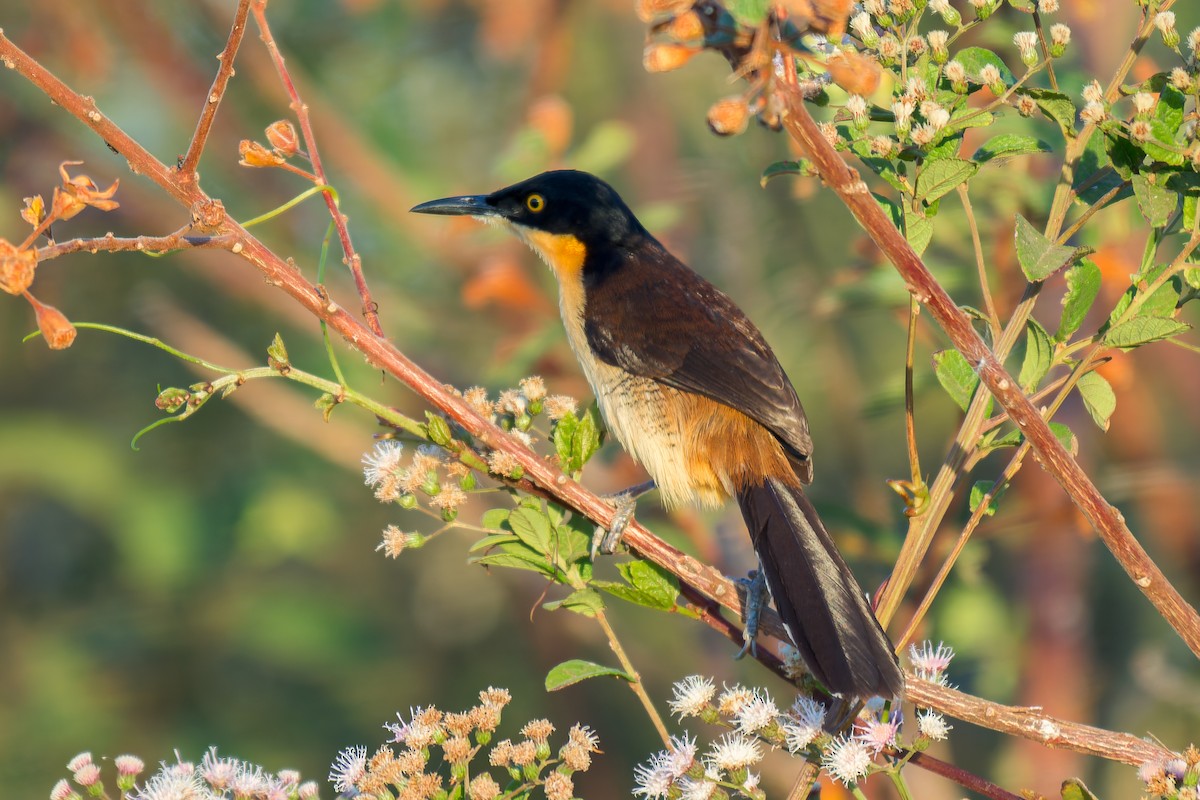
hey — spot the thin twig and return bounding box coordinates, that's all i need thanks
[37,229,236,261]
[956,184,1001,339]
[248,1,384,338]
[179,0,252,177]
[593,608,672,748]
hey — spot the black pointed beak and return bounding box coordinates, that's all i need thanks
[410,194,496,217]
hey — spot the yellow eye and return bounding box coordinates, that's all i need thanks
[526,193,546,213]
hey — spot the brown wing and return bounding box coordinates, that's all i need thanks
[583,243,814,481]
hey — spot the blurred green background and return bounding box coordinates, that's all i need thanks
[1,1,1198,797]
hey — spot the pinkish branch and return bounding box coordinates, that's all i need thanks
[248,1,383,338]
[179,0,252,177]
[37,229,236,261]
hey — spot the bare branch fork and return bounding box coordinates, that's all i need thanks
[0,11,1180,789]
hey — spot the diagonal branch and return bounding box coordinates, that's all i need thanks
[180,0,253,177]
[779,89,1200,661]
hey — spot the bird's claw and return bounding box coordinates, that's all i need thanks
[734,568,768,660]
[590,480,656,560]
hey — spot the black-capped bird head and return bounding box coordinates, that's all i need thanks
[411,170,651,282]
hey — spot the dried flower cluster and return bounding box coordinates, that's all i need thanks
[329,687,600,800]
[637,643,956,795]
[50,748,318,800]
[238,120,315,180]
[1,161,122,349]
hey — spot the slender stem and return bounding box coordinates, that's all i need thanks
[248,2,384,337]
[957,184,1001,338]
[903,296,924,490]
[1031,11,1058,92]
[592,609,671,747]
[886,767,915,800]
[36,229,235,261]
[783,762,819,800]
[180,0,252,177]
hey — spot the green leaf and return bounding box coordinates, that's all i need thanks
[1102,317,1190,350]
[903,205,934,255]
[933,349,979,412]
[942,110,994,137]
[508,506,553,553]
[575,409,601,469]
[1072,134,1133,206]
[1076,371,1116,431]
[1019,320,1054,392]
[1150,86,1186,156]
[1061,778,1099,800]
[1132,173,1178,227]
[915,158,978,204]
[472,548,553,575]
[553,411,579,471]
[1056,259,1102,341]
[1015,88,1077,139]
[761,160,808,186]
[481,507,511,530]
[1185,266,1200,290]
[544,588,605,617]
[545,659,633,691]
[1014,213,1088,282]
[617,560,679,610]
[469,533,520,553]
[266,332,289,367]
[969,480,1003,516]
[1050,422,1079,456]
[973,134,1051,165]
[955,47,1015,86]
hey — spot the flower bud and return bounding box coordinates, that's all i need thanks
[426,413,453,446]
[643,42,697,73]
[265,120,300,157]
[156,387,192,414]
[29,295,77,350]
[706,97,750,137]
[238,139,285,168]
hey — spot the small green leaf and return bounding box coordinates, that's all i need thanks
[761,160,809,186]
[1132,173,1178,227]
[973,134,1051,165]
[1151,86,1186,148]
[545,659,633,691]
[933,349,979,412]
[1019,320,1054,392]
[472,548,553,575]
[508,506,553,553]
[1072,134,1133,205]
[469,533,521,553]
[1014,213,1088,282]
[266,332,289,368]
[969,480,1004,516]
[955,47,1015,86]
[915,158,978,204]
[1015,88,1077,139]
[1102,317,1190,350]
[617,560,679,610]
[1050,422,1078,456]
[314,392,338,422]
[481,507,511,531]
[904,205,934,255]
[426,412,453,447]
[1185,266,1200,290]
[544,588,605,617]
[1061,778,1099,800]
[1076,371,1116,431]
[1057,259,1102,341]
[574,409,601,470]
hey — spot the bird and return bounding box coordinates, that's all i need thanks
[412,169,903,698]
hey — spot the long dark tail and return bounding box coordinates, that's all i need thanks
[737,476,904,698]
